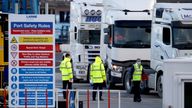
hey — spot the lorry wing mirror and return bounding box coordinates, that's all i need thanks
[104,28,109,33]
[74,26,77,32]
[74,26,77,40]
[104,35,110,44]
[75,33,77,40]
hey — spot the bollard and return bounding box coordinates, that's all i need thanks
[66,89,69,108]
[25,89,27,108]
[87,89,90,108]
[46,89,48,108]
[108,89,110,108]
[3,88,6,108]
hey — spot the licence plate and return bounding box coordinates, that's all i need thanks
[79,71,85,74]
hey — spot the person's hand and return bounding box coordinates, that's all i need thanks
[69,79,73,83]
[90,80,93,84]
[103,81,106,88]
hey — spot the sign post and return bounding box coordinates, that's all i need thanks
[9,14,55,107]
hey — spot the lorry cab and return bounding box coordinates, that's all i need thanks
[101,0,155,90]
[70,0,103,81]
[150,3,192,97]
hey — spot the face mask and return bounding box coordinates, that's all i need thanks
[137,62,141,65]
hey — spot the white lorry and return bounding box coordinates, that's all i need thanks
[100,0,155,91]
[70,0,103,81]
[149,3,192,97]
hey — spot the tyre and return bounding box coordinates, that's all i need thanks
[157,75,163,98]
[106,69,115,89]
[124,73,132,94]
[73,77,79,83]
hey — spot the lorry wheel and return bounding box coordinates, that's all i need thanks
[157,75,163,98]
[124,73,132,94]
[74,77,79,83]
[106,69,115,89]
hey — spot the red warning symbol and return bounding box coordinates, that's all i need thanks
[11,52,18,59]
[11,60,17,67]
[11,44,17,51]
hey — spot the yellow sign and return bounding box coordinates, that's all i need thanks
[19,36,53,43]
[11,37,18,43]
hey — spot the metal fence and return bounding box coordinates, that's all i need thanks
[2,88,121,108]
[55,89,121,108]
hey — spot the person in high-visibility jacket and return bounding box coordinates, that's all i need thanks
[60,53,73,99]
[90,56,106,101]
[130,58,144,102]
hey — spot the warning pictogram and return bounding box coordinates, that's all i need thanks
[11,52,18,59]
[11,44,17,51]
[11,60,17,67]
[11,37,18,43]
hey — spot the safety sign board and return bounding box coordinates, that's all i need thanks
[9,14,55,108]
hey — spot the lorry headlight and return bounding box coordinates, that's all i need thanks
[90,10,95,15]
[112,65,123,72]
[96,10,102,15]
[84,9,89,15]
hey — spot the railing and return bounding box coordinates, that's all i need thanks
[55,89,121,108]
[4,89,121,108]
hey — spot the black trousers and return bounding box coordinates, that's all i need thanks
[133,81,141,101]
[63,81,72,99]
[92,83,103,99]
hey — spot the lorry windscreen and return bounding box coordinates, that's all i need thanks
[172,28,192,49]
[79,30,100,44]
[113,26,151,48]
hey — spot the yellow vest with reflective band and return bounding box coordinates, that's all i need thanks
[133,63,143,81]
[60,57,73,81]
[90,62,106,83]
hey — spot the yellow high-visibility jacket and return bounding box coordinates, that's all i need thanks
[60,57,73,81]
[132,63,143,81]
[90,56,106,83]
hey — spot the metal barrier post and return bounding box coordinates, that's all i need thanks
[3,88,6,108]
[118,91,121,108]
[56,89,58,108]
[46,89,48,108]
[87,89,90,108]
[108,89,110,108]
[97,90,100,108]
[76,90,79,108]
[66,89,69,108]
[25,89,27,108]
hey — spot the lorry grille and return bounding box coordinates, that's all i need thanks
[87,51,100,63]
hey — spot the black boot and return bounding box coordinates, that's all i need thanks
[100,97,104,101]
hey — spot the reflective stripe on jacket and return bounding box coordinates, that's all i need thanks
[90,57,106,83]
[132,63,143,81]
[60,57,73,81]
